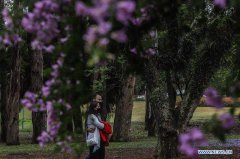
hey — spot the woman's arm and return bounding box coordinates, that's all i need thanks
[91,114,104,129]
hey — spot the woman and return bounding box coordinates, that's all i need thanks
[85,101,105,159]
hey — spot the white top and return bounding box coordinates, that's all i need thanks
[87,114,104,130]
[86,114,104,152]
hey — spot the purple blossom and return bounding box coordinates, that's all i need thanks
[98,38,109,47]
[179,144,197,158]
[89,4,109,22]
[189,128,207,145]
[21,13,35,32]
[131,18,142,26]
[52,64,59,70]
[21,55,69,149]
[57,57,64,66]
[38,99,46,111]
[12,34,22,45]
[203,87,218,98]
[47,111,61,136]
[205,96,224,108]
[1,34,22,46]
[42,86,50,97]
[45,79,55,87]
[219,113,236,129]
[51,70,59,78]
[111,30,127,43]
[24,91,37,102]
[213,0,227,8]
[46,101,53,111]
[116,1,136,25]
[203,88,224,108]
[43,45,55,53]
[97,22,112,35]
[178,128,207,158]
[149,30,155,38]
[60,36,69,43]
[130,48,137,54]
[21,99,33,109]
[65,103,71,110]
[2,34,12,46]
[75,2,89,16]
[37,131,52,147]
[179,133,191,144]
[146,48,156,56]
[2,8,13,30]
[22,0,60,52]
[140,7,148,17]
[31,40,44,50]
[84,27,98,44]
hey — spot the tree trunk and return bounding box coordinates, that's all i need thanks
[0,74,9,142]
[72,106,83,133]
[144,60,179,158]
[151,71,178,159]
[157,127,178,159]
[147,103,156,137]
[101,78,108,121]
[112,74,135,141]
[0,0,5,144]
[6,48,21,145]
[145,87,156,136]
[30,51,47,144]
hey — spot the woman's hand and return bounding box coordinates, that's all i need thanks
[87,128,95,133]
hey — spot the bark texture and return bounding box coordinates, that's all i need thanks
[145,87,156,136]
[112,74,135,141]
[6,48,21,145]
[30,51,47,144]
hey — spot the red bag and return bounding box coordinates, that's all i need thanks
[99,122,112,146]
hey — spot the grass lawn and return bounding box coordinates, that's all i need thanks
[0,144,55,154]
[131,101,240,123]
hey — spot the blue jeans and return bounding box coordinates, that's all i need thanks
[89,140,105,159]
[85,155,91,159]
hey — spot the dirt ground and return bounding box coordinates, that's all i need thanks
[0,147,239,159]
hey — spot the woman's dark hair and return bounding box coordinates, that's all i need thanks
[86,101,99,115]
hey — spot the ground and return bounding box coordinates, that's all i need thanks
[0,101,240,159]
[1,147,239,159]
